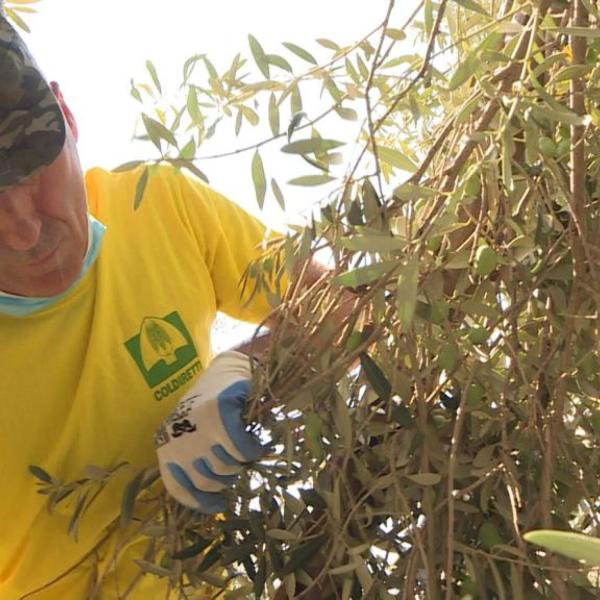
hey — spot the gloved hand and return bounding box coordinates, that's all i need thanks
[155,351,263,513]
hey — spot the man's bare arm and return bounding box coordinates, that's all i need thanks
[232,259,358,360]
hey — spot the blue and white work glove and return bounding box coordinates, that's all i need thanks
[155,351,263,513]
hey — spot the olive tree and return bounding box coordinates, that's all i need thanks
[30,1,600,598]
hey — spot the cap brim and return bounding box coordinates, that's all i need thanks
[0,12,66,193]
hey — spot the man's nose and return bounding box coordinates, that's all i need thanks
[0,187,43,252]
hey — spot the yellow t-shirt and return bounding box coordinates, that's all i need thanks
[0,165,276,599]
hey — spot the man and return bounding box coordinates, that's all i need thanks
[0,7,298,598]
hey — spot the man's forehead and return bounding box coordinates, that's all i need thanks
[0,7,66,193]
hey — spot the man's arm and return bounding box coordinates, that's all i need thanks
[155,259,358,512]
[233,259,359,360]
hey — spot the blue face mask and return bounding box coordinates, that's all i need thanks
[0,215,106,317]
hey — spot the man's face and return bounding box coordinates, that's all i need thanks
[0,83,88,297]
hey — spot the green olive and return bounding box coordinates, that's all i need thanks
[591,410,600,435]
[478,521,503,550]
[431,410,448,428]
[466,383,484,407]
[578,353,595,379]
[430,300,449,324]
[464,174,482,197]
[460,577,478,597]
[439,344,458,371]
[539,136,557,157]
[556,139,570,157]
[474,245,498,277]
[426,235,442,252]
[468,326,489,345]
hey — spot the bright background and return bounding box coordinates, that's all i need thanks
[24,1,418,220]
[22,0,417,346]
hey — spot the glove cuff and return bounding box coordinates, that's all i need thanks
[209,350,253,379]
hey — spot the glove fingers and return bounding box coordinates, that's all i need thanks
[212,443,245,467]
[218,381,265,462]
[165,462,227,514]
[230,429,264,462]
[177,444,243,494]
[192,458,239,487]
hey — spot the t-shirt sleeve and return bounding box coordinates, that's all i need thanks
[174,170,284,324]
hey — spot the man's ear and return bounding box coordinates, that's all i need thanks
[49,81,79,142]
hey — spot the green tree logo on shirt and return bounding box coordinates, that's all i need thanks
[124,312,199,388]
[143,319,180,365]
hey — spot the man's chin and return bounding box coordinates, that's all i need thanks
[0,252,86,297]
[18,262,83,298]
[34,269,81,297]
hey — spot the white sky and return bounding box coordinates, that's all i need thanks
[22,0,418,347]
[23,0,418,224]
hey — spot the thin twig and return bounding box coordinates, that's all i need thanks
[570,0,592,280]
[365,0,397,198]
[347,0,451,186]
[444,371,474,600]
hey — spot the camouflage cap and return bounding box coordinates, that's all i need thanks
[0,6,65,193]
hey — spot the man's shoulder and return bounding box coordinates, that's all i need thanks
[85,163,188,192]
[85,163,220,211]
